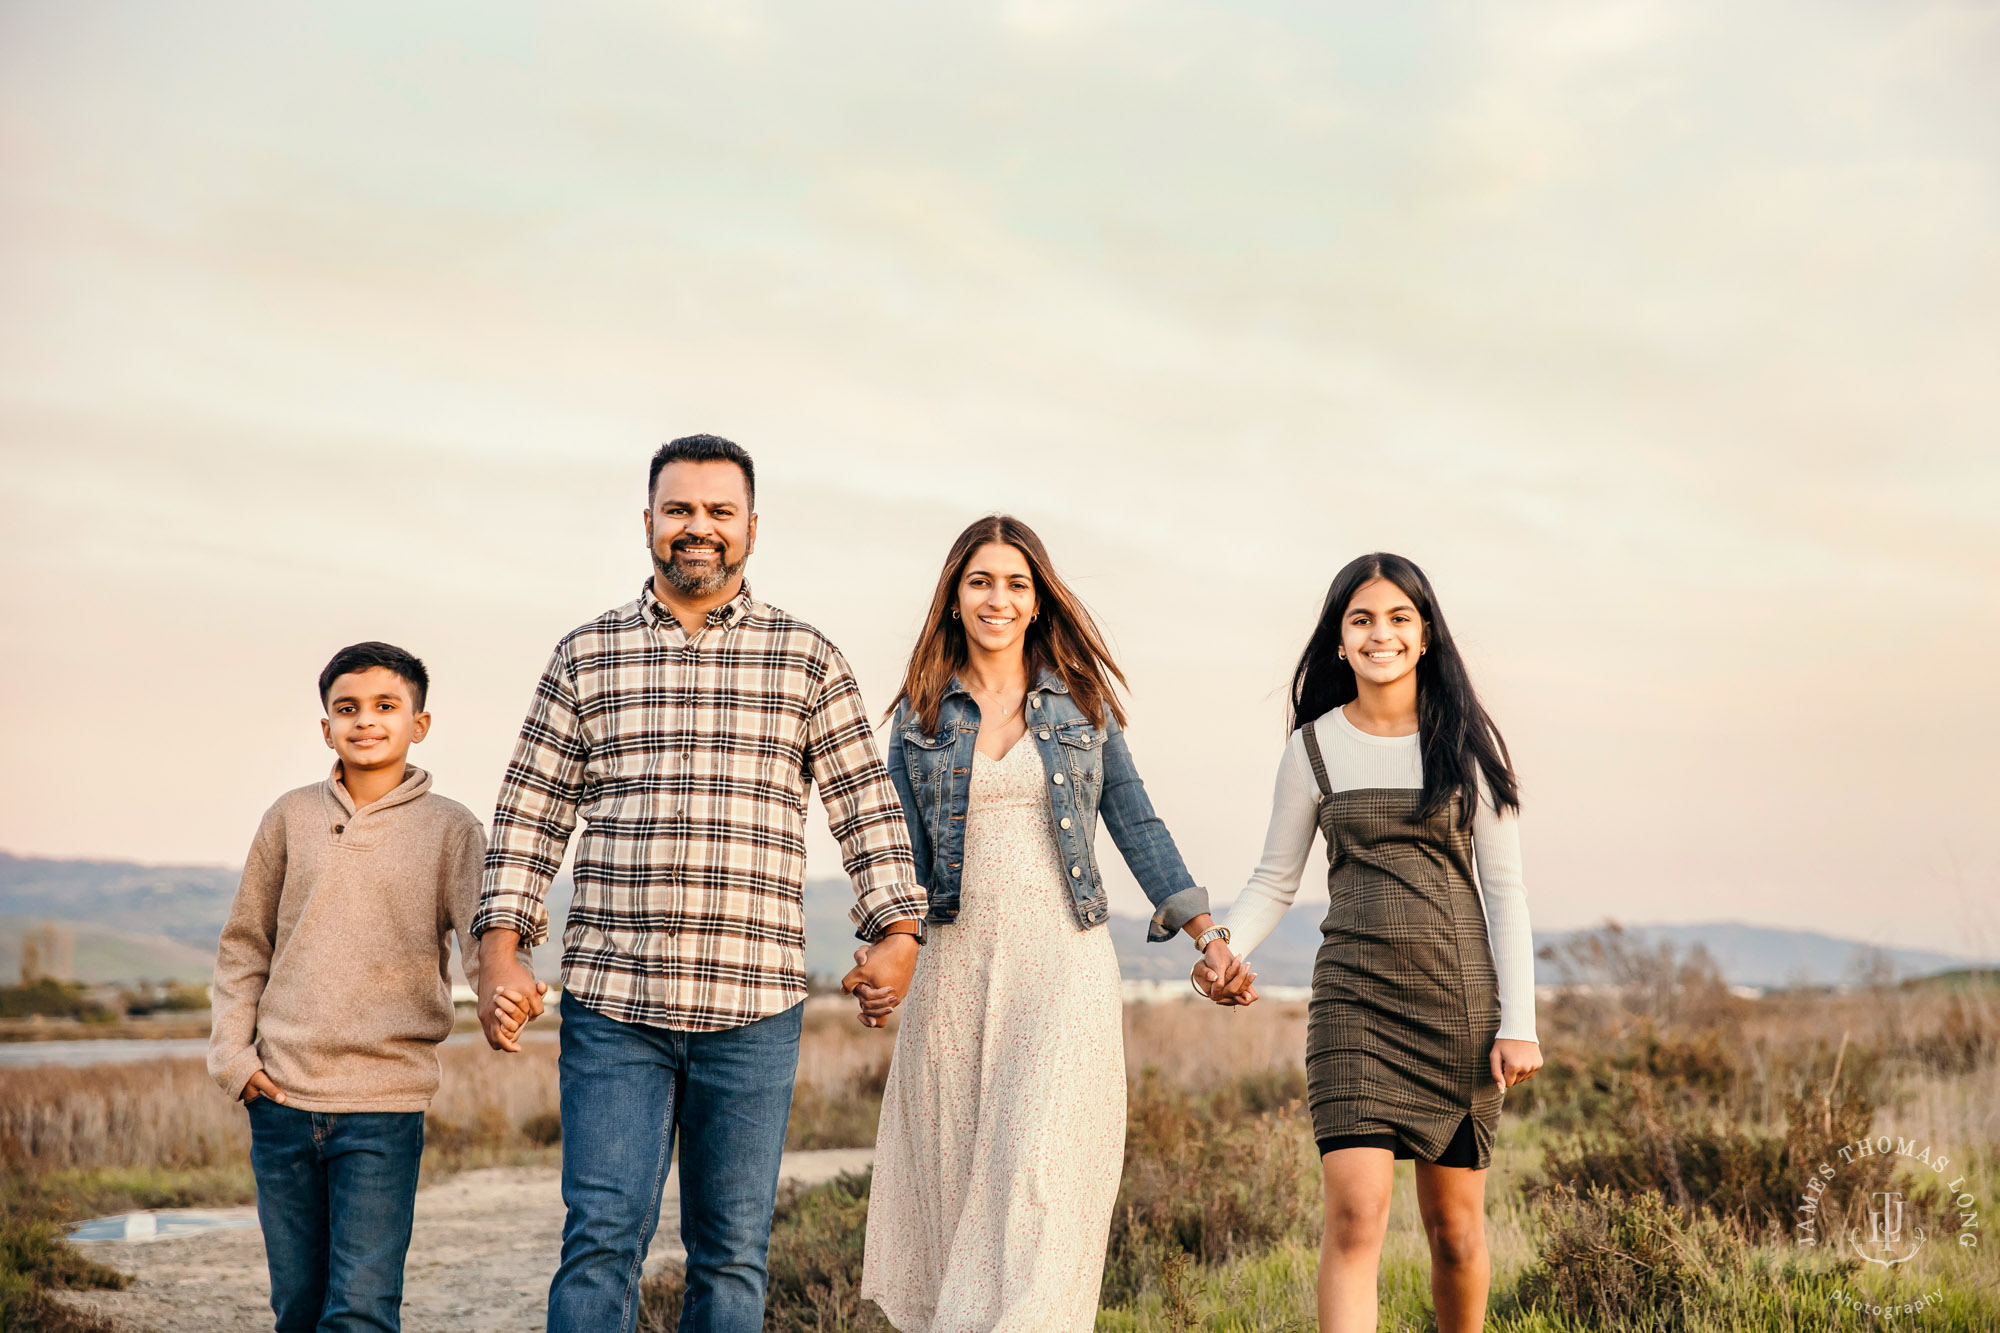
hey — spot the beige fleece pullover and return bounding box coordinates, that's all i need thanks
[208,764,493,1112]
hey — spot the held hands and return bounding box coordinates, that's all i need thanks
[1490,1038,1543,1092]
[842,929,920,1028]
[1194,939,1258,1006]
[477,929,550,1053]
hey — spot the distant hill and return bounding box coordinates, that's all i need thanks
[0,916,218,986]
[0,852,239,952]
[7,852,1988,993]
[0,852,870,987]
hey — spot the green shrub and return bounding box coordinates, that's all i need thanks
[0,981,107,1022]
[640,1170,889,1333]
[1508,1183,1713,1331]
[0,1213,125,1333]
[1533,1082,1891,1236]
[1100,1068,1319,1307]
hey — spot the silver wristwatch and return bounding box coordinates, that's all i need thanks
[1194,925,1230,953]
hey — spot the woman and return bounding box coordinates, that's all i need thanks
[856,515,1240,1333]
[1209,553,1542,1333]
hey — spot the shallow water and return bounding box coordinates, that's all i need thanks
[68,1210,259,1243]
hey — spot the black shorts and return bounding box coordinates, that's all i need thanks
[1317,1113,1481,1168]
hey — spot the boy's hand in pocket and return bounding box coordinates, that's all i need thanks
[241,1071,287,1105]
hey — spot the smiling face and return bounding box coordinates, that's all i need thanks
[645,459,757,598]
[956,541,1037,656]
[320,666,429,775]
[1339,577,1427,686]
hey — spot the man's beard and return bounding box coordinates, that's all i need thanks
[654,542,746,597]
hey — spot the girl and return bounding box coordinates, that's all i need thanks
[857,515,1239,1332]
[1211,552,1542,1333]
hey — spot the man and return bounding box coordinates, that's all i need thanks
[471,434,924,1333]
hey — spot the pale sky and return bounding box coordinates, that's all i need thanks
[2,1,1995,955]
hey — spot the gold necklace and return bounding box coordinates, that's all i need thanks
[968,681,1025,723]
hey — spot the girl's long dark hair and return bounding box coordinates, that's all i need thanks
[890,515,1129,733]
[1291,553,1518,827]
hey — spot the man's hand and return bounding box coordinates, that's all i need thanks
[1490,1038,1543,1092]
[478,929,548,1053]
[241,1070,287,1105]
[841,929,919,1029]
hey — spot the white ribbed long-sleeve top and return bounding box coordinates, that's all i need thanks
[1221,705,1539,1043]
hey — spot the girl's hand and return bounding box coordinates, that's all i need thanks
[1194,944,1257,1006]
[1490,1038,1543,1091]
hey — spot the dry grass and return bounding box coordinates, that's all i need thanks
[7,959,1996,1331]
[1122,999,1309,1087]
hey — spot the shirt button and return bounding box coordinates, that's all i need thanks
[332,824,345,835]
[1052,773,1064,785]
[1060,817,1072,829]
[1070,866,1082,878]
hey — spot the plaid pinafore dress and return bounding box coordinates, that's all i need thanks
[1300,721,1504,1169]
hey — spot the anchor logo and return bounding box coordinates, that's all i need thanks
[1849,1190,1926,1267]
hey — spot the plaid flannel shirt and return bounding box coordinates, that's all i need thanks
[472,580,925,1031]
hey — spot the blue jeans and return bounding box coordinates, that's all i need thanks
[246,1098,425,1333]
[547,997,802,1333]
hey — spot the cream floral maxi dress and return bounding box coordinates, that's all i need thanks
[861,737,1128,1332]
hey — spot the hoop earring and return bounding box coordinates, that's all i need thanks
[950,608,960,620]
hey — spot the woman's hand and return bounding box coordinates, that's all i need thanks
[1194,941,1257,1006]
[846,943,909,1028]
[1490,1038,1542,1091]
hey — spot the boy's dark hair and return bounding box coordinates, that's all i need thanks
[318,642,430,713]
[648,434,756,509]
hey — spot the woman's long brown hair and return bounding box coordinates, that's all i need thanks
[889,515,1129,733]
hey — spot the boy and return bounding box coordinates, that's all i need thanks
[208,641,527,1332]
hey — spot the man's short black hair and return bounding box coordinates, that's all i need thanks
[318,642,430,713]
[649,434,756,509]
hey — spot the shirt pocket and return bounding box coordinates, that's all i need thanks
[1054,721,1105,794]
[898,727,954,790]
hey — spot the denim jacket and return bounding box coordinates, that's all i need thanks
[885,669,1207,942]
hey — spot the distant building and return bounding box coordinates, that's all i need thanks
[20,921,75,985]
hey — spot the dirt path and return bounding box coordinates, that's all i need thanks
[59,1148,875,1333]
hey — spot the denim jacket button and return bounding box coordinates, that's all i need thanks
[1030,697,1040,708]
[1060,817,1072,829]
[1052,773,1064,785]
[1070,865,1082,878]
[1040,730,1050,739]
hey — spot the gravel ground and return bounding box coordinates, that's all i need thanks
[58,1148,875,1333]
